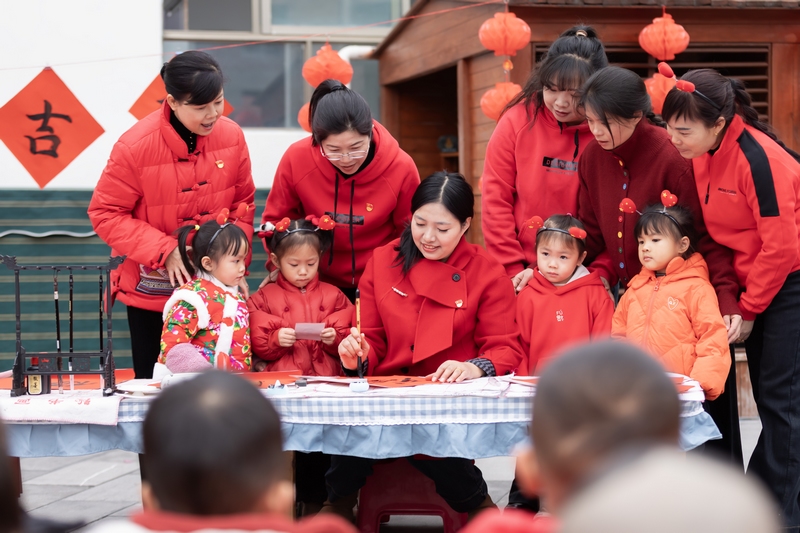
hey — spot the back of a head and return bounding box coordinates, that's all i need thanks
[560,447,781,533]
[143,371,286,515]
[532,341,680,494]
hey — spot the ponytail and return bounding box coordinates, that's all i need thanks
[309,79,373,147]
[175,225,198,277]
[730,79,800,162]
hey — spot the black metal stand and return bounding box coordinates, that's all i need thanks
[0,255,124,397]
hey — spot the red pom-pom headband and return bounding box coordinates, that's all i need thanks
[208,204,250,247]
[658,62,722,112]
[619,190,683,232]
[525,215,587,240]
[257,214,336,240]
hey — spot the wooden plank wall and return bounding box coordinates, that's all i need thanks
[393,67,459,183]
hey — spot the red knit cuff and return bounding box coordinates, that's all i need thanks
[740,308,757,321]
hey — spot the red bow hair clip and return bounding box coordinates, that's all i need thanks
[661,190,678,207]
[275,217,291,232]
[305,214,337,231]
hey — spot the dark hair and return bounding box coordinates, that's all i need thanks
[0,421,23,531]
[268,218,333,259]
[578,67,665,145]
[505,25,607,121]
[634,204,696,260]
[161,51,224,106]
[309,80,373,147]
[535,214,587,256]
[176,220,249,278]
[532,340,680,489]
[393,172,474,273]
[143,371,287,514]
[662,69,800,162]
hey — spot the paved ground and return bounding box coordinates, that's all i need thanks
[19,419,762,532]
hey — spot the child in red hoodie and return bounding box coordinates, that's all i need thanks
[516,215,614,375]
[248,215,353,517]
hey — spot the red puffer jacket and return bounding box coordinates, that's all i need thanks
[247,273,353,375]
[88,101,256,312]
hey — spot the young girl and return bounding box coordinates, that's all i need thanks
[248,215,353,517]
[158,207,252,376]
[517,215,613,375]
[612,195,730,400]
[481,26,607,290]
[249,215,353,375]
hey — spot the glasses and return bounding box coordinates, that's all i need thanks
[319,146,368,161]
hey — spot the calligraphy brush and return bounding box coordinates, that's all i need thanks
[355,288,363,379]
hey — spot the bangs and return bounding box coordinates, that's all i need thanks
[661,90,701,124]
[635,213,683,242]
[184,70,224,105]
[540,54,595,91]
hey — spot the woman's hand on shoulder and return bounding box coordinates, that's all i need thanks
[512,268,534,292]
[258,269,280,290]
[165,246,191,287]
[338,327,370,370]
[429,360,484,383]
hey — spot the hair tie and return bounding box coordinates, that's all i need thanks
[329,84,347,93]
[526,215,587,241]
[575,30,588,37]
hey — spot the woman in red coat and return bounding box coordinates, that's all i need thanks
[262,80,420,300]
[662,69,800,525]
[88,51,256,378]
[575,66,743,463]
[322,172,524,521]
[481,25,606,288]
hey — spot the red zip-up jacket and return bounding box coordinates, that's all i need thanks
[517,266,613,375]
[88,101,255,312]
[263,121,419,289]
[247,273,353,376]
[481,104,593,276]
[691,115,800,320]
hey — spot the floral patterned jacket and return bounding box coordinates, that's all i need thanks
[159,276,251,371]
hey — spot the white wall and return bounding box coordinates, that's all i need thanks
[0,0,303,190]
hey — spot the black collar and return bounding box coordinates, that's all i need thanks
[169,109,197,153]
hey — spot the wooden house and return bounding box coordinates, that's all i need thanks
[374,0,800,248]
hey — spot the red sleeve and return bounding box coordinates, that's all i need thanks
[474,270,525,376]
[481,113,526,277]
[591,288,615,338]
[360,257,388,375]
[515,288,534,375]
[577,157,616,284]
[671,164,741,317]
[688,282,731,400]
[322,289,355,357]
[88,141,177,269]
[231,130,256,265]
[246,289,291,361]
[737,154,800,319]
[390,156,420,239]
[611,290,631,340]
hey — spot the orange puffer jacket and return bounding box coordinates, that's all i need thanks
[88,101,256,312]
[611,253,730,400]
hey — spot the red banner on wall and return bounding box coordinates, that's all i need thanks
[0,68,104,189]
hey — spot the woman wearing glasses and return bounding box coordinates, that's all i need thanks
[262,80,420,302]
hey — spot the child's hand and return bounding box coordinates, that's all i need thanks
[253,360,267,372]
[258,269,280,290]
[338,327,370,370]
[320,327,337,345]
[277,328,296,347]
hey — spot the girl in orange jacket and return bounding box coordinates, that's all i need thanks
[612,198,730,400]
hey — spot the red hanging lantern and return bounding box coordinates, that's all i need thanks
[480,82,521,121]
[297,102,311,132]
[302,43,354,88]
[638,7,690,61]
[645,73,677,115]
[478,12,531,57]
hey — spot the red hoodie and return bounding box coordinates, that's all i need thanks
[690,115,800,320]
[482,104,594,276]
[247,273,353,376]
[263,121,420,289]
[517,266,614,374]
